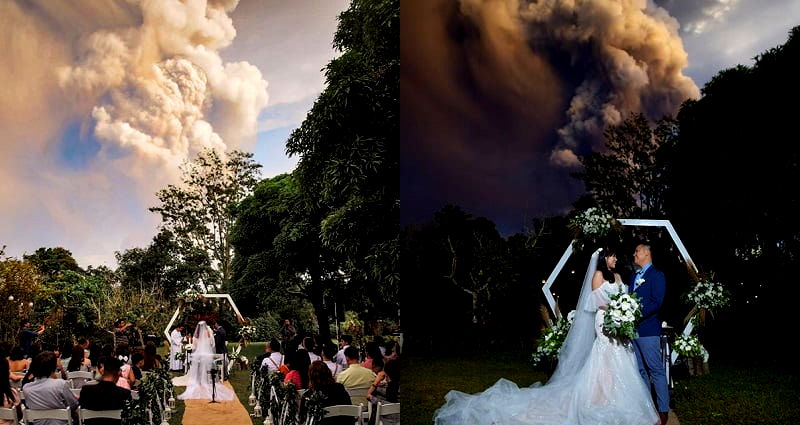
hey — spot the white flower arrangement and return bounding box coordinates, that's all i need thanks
[603,292,642,340]
[570,207,615,237]
[183,343,193,351]
[685,280,730,310]
[531,310,574,367]
[673,334,708,361]
[240,325,256,340]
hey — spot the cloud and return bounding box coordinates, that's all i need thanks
[0,0,269,267]
[656,0,739,35]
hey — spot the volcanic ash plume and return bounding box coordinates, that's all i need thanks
[458,0,700,167]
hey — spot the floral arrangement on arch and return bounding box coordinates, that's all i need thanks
[683,273,730,326]
[531,310,575,367]
[568,207,622,250]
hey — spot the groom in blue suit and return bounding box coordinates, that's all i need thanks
[631,243,669,425]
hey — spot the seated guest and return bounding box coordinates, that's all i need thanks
[336,346,375,407]
[284,349,310,389]
[366,359,399,424]
[321,344,341,378]
[1,356,21,425]
[80,357,132,425]
[140,342,161,371]
[130,352,144,383]
[7,347,28,385]
[300,361,352,425]
[361,342,382,371]
[303,337,321,363]
[260,340,284,373]
[67,345,93,388]
[20,351,78,423]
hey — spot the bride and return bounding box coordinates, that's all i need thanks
[434,248,659,425]
[177,321,236,401]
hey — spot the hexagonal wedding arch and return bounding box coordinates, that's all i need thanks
[542,219,698,365]
[163,293,245,341]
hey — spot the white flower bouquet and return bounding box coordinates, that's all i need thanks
[603,292,642,340]
[531,311,575,367]
[685,280,729,310]
[183,343,193,351]
[240,325,256,340]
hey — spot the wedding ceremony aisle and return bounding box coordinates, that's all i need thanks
[181,381,252,425]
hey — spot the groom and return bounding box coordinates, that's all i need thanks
[632,243,669,425]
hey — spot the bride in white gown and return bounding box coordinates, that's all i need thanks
[434,248,659,425]
[176,321,236,401]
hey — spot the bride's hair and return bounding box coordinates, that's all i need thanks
[597,247,617,283]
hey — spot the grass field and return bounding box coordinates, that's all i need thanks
[404,351,800,425]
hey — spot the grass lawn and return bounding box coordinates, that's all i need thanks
[405,351,800,425]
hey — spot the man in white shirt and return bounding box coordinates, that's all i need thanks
[169,325,184,372]
[335,335,353,371]
[260,340,284,372]
[322,344,341,378]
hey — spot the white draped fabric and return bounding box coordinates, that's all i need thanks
[169,329,184,371]
[177,321,235,401]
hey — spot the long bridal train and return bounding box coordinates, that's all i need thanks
[174,321,235,401]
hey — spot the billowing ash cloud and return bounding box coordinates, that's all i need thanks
[0,0,268,266]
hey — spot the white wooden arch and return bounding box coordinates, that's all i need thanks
[163,293,245,340]
[542,219,698,364]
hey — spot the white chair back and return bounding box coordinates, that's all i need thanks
[67,371,94,389]
[346,387,369,407]
[324,404,364,425]
[79,408,122,425]
[376,402,400,425]
[0,407,20,425]
[70,388,81,398]
[23,408,72,425]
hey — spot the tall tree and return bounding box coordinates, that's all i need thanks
[231,174,342,342]
[0,248,46,341]
[285,0,399,314]
[573,113,678,218]
[150,149,261,290]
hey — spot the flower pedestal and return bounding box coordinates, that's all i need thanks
[685,356,709,376]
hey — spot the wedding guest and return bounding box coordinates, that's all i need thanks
[336,346,375,406]
[0,357,21,425]
[321,344,341,378]
[300,361,351,425]
[303,337,321,363]
[18,321,45,358]
[260,340,284,372]
[130,352,144,383]
[361,342,382,370]
[334,335,353,370]
[114,345,135,390]
[366,359,399,425]
[80,357,131,425]
[21,351,78,423]
[67,345,91,372]
[384,341,400,361]
[7,347,28,385]
[284,349,310,389]
[140,341,161,371]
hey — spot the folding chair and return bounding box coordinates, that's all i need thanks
[23,408,72,425]
[70,388,81,398]
[79,409,122,425]
[323,404,364,425]
[346,387,369,409]
[375,402,400,425]
[67,371,94,389]
[0,407,20,425]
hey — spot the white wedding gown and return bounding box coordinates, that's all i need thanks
[175,321,235,401]
[434,251,659,425]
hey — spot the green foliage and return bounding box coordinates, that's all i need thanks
[137,365,174,425]
[285,0,399,316]
[23,247,82,281]
[0,251,46,341]
[150,149,261,289]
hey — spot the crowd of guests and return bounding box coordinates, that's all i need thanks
[1,320,167,425]
[255,331,400,425]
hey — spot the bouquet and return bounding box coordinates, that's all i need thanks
[239,325,256,341]
[569,207,617,238]
[603,292,642,341]
[183,343,193,351]
[531,311,575,367]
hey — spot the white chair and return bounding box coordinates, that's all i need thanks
[346,387,369,408]
[23,408,72,425]
[0,407,20,425]
[323,404,364,425]
[67,371,94,389]
[70,388,81,398]
[375,402,400,425]
[79,408,122,425]
[131,390,140,401]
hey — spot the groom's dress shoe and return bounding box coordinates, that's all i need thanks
[659,412,669,425]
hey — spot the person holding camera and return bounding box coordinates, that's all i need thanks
[113,320,134,352]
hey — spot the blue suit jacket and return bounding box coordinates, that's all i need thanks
[631,265,666,337]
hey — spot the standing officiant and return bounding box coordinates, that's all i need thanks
[169,325,185,372]
[213,321,228,380]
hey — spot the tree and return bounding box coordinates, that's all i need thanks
[116,229,217,296]
[285,0,399,315]
[150,149,261,290]
[23,247,82,282]
[573,114,678,218]
[230,174,342,342]
[0,248,46,341]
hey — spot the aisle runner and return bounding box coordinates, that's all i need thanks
[181,381,252,425]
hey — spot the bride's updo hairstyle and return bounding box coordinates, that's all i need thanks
[597,247,617,283]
